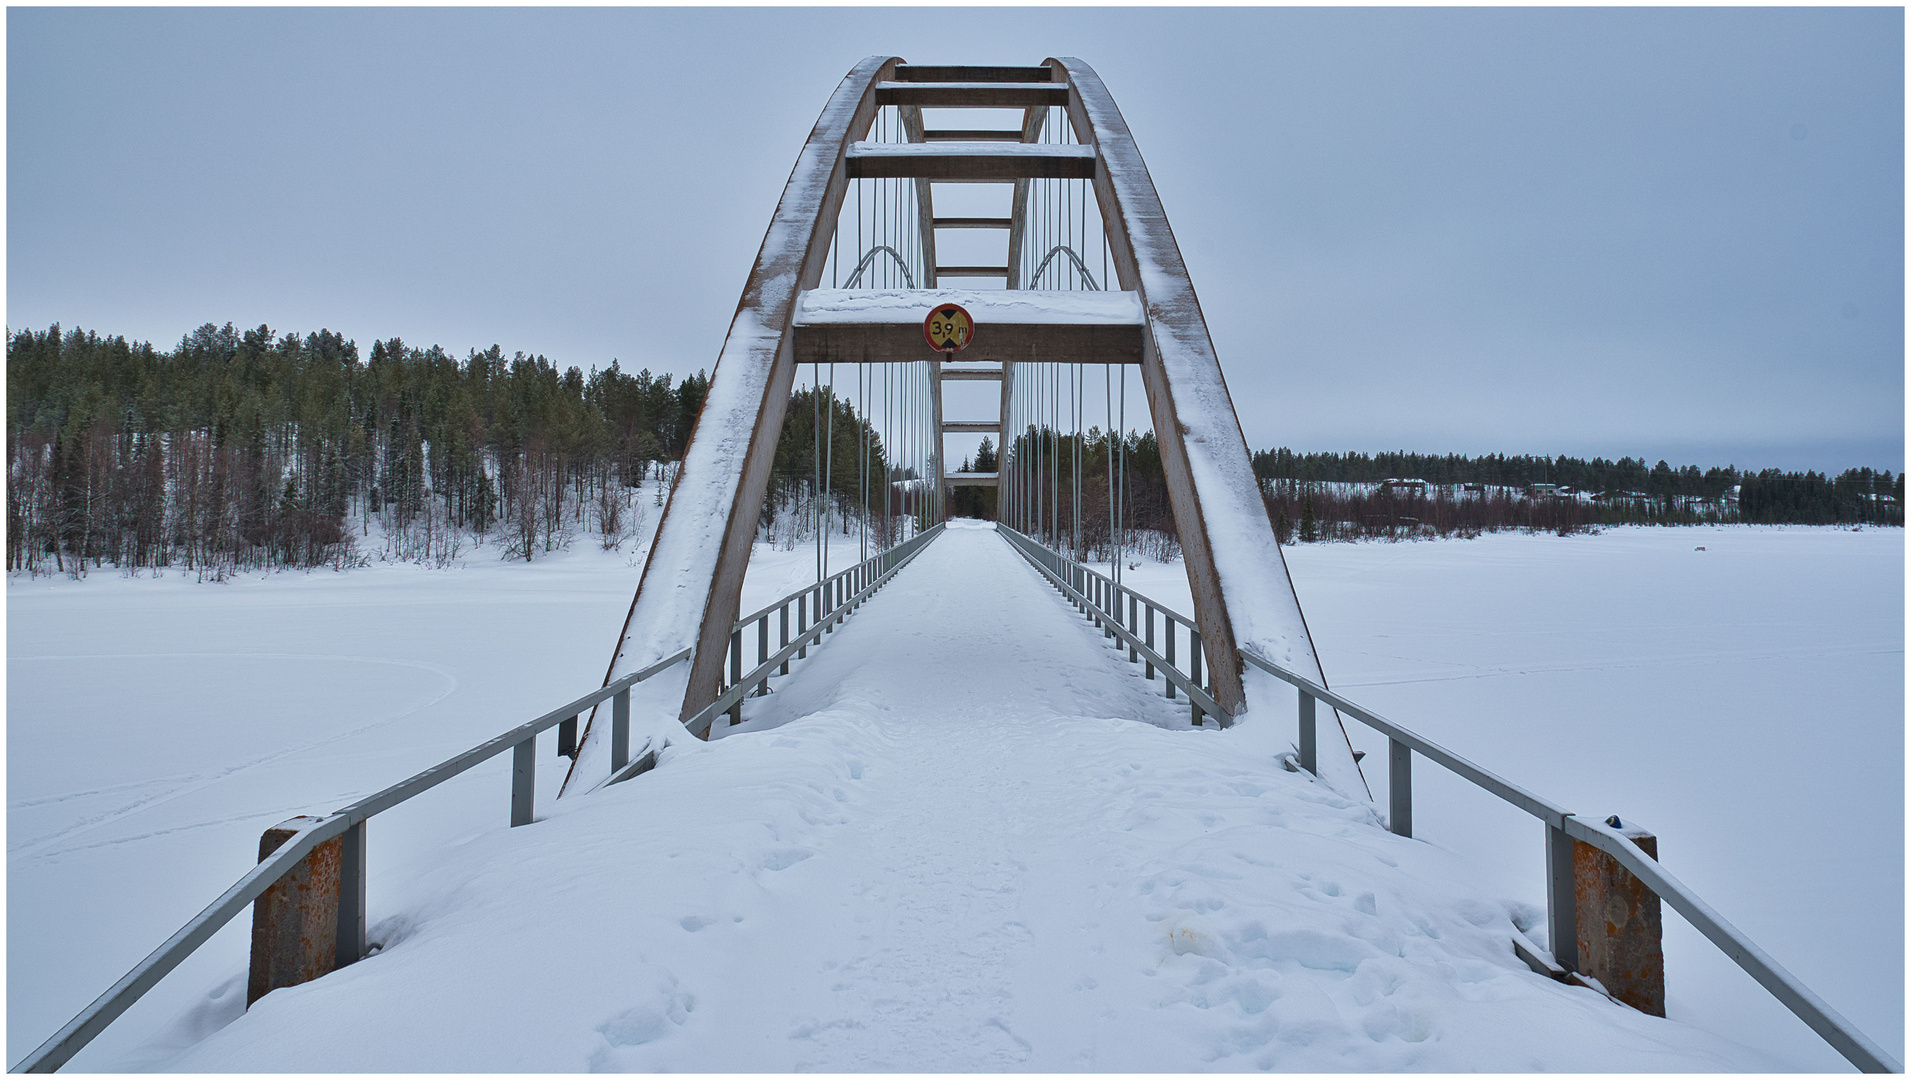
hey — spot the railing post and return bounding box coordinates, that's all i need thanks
[1128,594,1139,662]
[1298,692,1316,773]
[797,593,809,659]
[755,615,771,695]
[1388,738,1412,837]
[557,713,578,758]
[779,603,791,674]
[1165,620,1177,700]
[612,686,630,765]
[1189,629,1204,725]
[1547,821,1579,972]
[729,627,744,725]
[510,737,535,827]
[1144,604,1156,679]
[335,820,366,970]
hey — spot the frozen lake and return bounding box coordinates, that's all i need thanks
[8,523,1901,1069]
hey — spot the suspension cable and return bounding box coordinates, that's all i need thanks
[813,362,822,581]
[1104,366,1114,570]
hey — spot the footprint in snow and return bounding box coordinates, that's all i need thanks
[589,972,695,1067]
[761,848,815,871]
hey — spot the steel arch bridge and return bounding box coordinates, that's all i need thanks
[18,57,1900,1078]
[560,57,1366,796]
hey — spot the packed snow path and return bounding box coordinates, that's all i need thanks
[148,522,1773,1070]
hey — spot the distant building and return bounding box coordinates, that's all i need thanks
[1527,483,1558,497]
[1379,477,1428,494]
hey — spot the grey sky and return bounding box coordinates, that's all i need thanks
[8,7,1903,473]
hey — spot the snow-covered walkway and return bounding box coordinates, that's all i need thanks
[140,521,1776,1070]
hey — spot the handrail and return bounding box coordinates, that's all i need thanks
[682,522,944,744]
[12,646,691,1074]
[16,524,953,1073]
[998,521,1897,1073]
[998,524,1224,724]
[1240,656,1570,829]
[1233,647,1900,1074]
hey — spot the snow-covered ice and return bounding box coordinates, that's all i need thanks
[1096,524,1905,1070]
[8,522,1898,1070]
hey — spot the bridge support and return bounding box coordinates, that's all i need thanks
[560,55,1367,799]
[1571,818,1665,1015]
[247,817,344,1006]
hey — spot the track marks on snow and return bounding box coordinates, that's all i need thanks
[7,652,458,862]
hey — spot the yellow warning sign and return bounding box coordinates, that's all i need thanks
[923,303,974,353]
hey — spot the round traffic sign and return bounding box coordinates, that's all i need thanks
[923,303,974,354]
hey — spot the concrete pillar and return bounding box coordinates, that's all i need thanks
[248,817,343,1006]
[1573,816,1665,1016]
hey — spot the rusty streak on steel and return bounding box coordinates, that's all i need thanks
[247,818,344,1005]
[1573,820,1665,1017]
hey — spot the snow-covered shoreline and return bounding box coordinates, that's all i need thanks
[8,524,1900,1069]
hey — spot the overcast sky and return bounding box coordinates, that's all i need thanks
[8,7,1903,473]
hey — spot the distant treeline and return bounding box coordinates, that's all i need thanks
[6,323,893,578]
[8,321,1899,579]
[1251,447,1901,531]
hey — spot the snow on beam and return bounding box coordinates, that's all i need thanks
[795,288,1145,367]
[797,288,1143,326]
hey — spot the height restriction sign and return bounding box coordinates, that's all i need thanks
[923,303,974,354]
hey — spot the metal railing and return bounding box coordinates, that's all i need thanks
[619,521,945,767]
[999,524,1224,726]
[1245,650,1901,1074]
[1002,525,1900,1074]
[15,523,948,1074]
[12,647,691,1074]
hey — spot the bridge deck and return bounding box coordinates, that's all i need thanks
[148,523,1770,1071]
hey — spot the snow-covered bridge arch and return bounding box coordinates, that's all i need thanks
[563,57,1366,797]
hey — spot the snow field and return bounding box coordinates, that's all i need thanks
[7,521,1896,1070]
[1098,524,1905,1069]
[112,523,1771,1070]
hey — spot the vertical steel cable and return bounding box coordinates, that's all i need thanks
[824,361,835,579]
[813,362,822,581]
[859,361,868,561]
[1049,364,1058,543]
[1104,366,1114,568]
[1116,364,1126,586]
[1073,363,1082,556]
